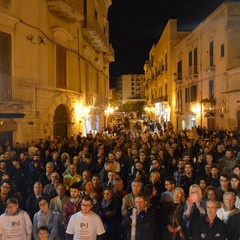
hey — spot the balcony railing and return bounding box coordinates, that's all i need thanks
[82,15,108,52]
[0,74,35,103]
[47,0,84,22]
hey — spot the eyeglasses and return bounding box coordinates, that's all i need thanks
[39,201,48,207]
[81,203,92,208]
[2,185,10,189]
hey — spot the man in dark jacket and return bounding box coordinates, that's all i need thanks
[121,194,156,240]
[193,200,226,240]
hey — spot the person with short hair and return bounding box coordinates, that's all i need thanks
[194,200,226,240]
[63,183,81,228]
[216,191,239,224]
[38,226,50,240]
[66,196,105,240]
[0,197,32,240]
[121,194,156,240]
[33,196,58,240]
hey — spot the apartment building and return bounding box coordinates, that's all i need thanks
[144,20,188,127]
[0,0,114,144]
[117,74,145,104]
[145,1,240,130]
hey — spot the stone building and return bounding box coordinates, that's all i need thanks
[144,1,240,130]
[0,0,114,144]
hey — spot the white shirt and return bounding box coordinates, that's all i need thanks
[66,211,105,240]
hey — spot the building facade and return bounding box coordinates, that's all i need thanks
[144,20,188,128]
[117,74,145,104]
[0,0,114,144]
[145,2,240,130]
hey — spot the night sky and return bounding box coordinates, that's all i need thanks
[108,0,226,88]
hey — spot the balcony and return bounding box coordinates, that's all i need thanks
[0,74,34,110]
[103,44,115,63]
[82,15,108,52]
[153,95,168,103]
[47,0,84,22]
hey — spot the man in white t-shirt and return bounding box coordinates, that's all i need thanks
[66,196,105,240]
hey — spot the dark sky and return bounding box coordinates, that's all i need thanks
[108,0,226,88]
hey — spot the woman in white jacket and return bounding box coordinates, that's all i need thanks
[0,197,32,240]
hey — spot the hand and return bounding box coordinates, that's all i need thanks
[167,225,175,233]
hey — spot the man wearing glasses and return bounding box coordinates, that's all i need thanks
[66,196,105,240]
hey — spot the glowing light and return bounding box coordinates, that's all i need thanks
[192,103,201,115]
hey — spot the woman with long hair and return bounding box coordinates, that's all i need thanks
[183,184,206,240]
[164,187,186,240]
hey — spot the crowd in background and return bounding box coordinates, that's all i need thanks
[0,123,240,239]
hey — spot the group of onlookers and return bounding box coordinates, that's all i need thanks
[0,125,240,239]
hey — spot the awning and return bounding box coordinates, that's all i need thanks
[0,113,25,118]
[204,112,216,118]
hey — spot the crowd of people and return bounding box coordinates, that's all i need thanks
[0,124,240,240]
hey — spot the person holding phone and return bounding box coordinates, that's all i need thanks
[183,184,206,240]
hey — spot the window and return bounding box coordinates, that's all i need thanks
[96,72,99,94]
[177,60,182,80]
[193,47,198,74]
[0,31,11,101]
[209,80,214,98]
[221,44,225,57]
[177,90,182,112]
[191,85,197,102]
[209,40,214,67]
[189,51,192,75]
[165,83,167,96]
[85,62,89,92]
[165,53,168,71]
[56,44,66,88]
[94,9,98,19]
[185,87,190,103]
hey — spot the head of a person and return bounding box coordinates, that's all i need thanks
[37,226,50,240]
[82,179,94,193]
[184,163,193,174]
[211,164,219,177]
[134,194,148,212]
[92,174,101,187]
[173,187,185,204]
[230,174,239,190]
[130,179,142,195]
[219,173,230,188]
[223,191,236,211]
[81,196,93,215]
[6,197,19,215]
[225,149,233,159]
[82,170,92,181]
[84,153,92,164]
[37,196,50,213]
[177,159,185,171]
[50,172,60,183]
[151,159,160,170]
[45,162,54,174]
[205,186,219,201]
[70,182,80,199]
[1,179,11,194]
[164,176,176,192]
[206,200,219,218]
[113,177,123,191]
[189,184,202,202]
[198,177,208,191]
[33,181,43,196]
[56,183,66,198]
[149,171,160,184]
[143,184,157,198]
[103,187,113,202]
[69,164,77,176]
[232,164,240,177]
